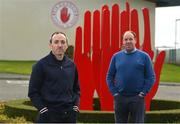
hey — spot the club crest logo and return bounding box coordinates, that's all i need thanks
[51,1,79,29]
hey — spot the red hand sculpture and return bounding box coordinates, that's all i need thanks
[74,2,165,111]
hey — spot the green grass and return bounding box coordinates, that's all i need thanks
[160,64,180,82]
[0,60,179,83]
[0,61,36,75]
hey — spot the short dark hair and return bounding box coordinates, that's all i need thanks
[49,32,68,44]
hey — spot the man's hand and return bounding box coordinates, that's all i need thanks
[138,92,145,98]
[73,106,79,112]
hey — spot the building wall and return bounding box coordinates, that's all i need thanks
[0,0,2,59]
[177,49,180,64]
[164,49,180,64]
[0,0,155,60]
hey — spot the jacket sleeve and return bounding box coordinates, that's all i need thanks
[28,62,45,111]
[106,55,118,96]
[73,66,80,106]
[142,54,156,95]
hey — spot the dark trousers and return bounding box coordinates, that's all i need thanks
[114,94,145,123]
[37,108,77,123]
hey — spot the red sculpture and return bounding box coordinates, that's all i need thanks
[74,2,165,111]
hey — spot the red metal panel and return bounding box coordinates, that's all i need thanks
[74,26,95,110]
[100,5,114,110]
[84,11,91,54]
[131,9,140,49]
[120,11,128,47]
[111,4,120,51]
[92,10,101,94]
[145,51,166,111]
[101,6,110,50]
[142,8,154,59]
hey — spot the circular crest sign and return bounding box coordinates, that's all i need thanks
[51,1,79,29]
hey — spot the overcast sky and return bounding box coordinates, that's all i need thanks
[155,6,180,49]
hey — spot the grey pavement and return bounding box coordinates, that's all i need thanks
[0,73,30,80]
[0,79,28,101]
[0,73,180,102]
[154,84,180,101]
[0,73,29,101]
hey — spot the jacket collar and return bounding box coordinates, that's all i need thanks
[48,51,66,65]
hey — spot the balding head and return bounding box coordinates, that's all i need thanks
[122,31,137,53]
[123,31,136,39]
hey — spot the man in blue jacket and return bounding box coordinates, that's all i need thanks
[106,31,155,123]
[28,32,80,123]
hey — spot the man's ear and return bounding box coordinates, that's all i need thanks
[49,43,52,49]
[134,38,137,44]
[65,45,68,51]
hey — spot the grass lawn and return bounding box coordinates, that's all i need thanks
[0,61,36,75]
[160,63,180,83]
[0,60,179,83]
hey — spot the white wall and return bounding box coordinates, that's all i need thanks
[0,0,155,60]
[0,0,3,59]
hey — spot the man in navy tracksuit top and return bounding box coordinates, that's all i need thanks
[28,32,80,123]
[106,31,155,123]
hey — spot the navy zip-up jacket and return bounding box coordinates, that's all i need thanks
[28,52,80,111]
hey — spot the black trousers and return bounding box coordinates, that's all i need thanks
[114,94,145,123]
[37,108,78,123]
